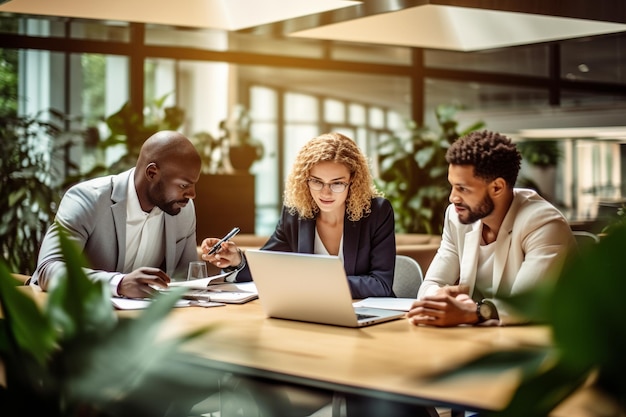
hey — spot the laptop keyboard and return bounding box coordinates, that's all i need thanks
[356,313,376,320]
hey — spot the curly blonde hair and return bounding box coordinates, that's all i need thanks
[283,132,383,221]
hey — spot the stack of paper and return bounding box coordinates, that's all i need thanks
[170,278,258,304]
[352,297,415,312]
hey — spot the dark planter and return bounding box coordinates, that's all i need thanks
[228,142,262,172]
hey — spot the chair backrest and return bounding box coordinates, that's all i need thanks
[392,255,423,298]
[572,230,600,249]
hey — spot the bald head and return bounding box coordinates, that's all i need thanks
[134,130,202,214]
[137,130,201,169]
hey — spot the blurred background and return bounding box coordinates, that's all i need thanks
[1,0,625,273]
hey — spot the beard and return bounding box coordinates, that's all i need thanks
[149,181,188,216]
[456,193,494,224]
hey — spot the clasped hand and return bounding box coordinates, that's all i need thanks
[200,238,242,268]
[406,285,478,327]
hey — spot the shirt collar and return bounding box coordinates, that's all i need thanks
[127,170,162,221]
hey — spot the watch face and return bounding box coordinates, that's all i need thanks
[479,302,493,320]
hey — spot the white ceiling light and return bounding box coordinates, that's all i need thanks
[0,0,361,31]
[289,4,626,51]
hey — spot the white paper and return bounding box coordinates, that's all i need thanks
[183,282,258,304]
[169,270,234,289]
[111,297,192,310]
[352,297,415,312]
[211,281,258,293]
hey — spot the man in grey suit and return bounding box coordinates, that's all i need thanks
[31,130,202,299]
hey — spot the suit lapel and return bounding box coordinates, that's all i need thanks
[492,230,511,292]
[163,215,175,276]
[111,170,131,272]
[492,194,520,292]
[342,218,359,274]
[459,222,481,296]
[297,218,316,253]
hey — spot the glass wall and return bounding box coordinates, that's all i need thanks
[2,13,626,233]
[425,44,549,76]
[561,32,626,84]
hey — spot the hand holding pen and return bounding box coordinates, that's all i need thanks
[201,227,243,269]
[207,227,241,255]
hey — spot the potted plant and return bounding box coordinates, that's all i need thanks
[221,104,264,173]
[377,104,485,234]
[190,131,220,174]
[0,227,220,417]
[516,140,562,203]
[90,93,185,177]
[600,203,626,236]
[0,109,66,275]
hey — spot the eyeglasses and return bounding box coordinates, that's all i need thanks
[307,178,350,193]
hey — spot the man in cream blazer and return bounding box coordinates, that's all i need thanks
[30,131,202,299]
[408,131,575,326]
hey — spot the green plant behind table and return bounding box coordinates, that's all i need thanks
[0,111,63,275]
[516,140,562,167]
[377,104,485,234]
[601,203,626,235]
[0,227,219,417]
[432,226,626,416]
[79,93,185,180]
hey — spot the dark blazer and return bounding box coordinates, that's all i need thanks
[237,197,396,298]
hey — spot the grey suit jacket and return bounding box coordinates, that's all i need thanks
[31,169,199,290]
[418,188,576,325]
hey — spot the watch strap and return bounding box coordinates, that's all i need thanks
[476,301,487,323]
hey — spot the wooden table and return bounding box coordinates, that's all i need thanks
[130,299,553,413]
[10,286,615,416]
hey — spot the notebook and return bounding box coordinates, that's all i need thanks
[168,271,259,304]
[180,282,258,304]
[245,250,405,327]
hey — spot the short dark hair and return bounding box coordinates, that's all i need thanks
[446,130,521,187]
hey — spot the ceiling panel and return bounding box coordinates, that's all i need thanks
[0,0,360,31]
[289,5,626,51]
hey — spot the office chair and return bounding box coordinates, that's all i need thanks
[392,255,424,298]
[572,230,600,249]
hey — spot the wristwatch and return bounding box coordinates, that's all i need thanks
[476,299,498,323]
[223,248,246,273]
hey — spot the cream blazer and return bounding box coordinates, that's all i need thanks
[418,188,576,325]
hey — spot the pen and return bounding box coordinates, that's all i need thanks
[207,227,240,255]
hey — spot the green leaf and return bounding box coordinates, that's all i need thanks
[376,103,481,234]
[0,262,56,365]
[550,227,626,375]
[46,226,117,340]
[485,361,591,417]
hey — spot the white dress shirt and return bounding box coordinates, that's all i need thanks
[110,174,165,295]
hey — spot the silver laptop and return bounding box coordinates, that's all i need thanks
[245,250,405,327]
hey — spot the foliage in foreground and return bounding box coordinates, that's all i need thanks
[433,226,626,416]
[0,228,219,417]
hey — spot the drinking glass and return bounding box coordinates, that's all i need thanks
[187,261,208,281]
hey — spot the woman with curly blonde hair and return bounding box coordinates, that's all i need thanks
[202,132,396,298]
[283,132,383,222]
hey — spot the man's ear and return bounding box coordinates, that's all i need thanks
[145,162,159,181]
[490,177,507,197]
